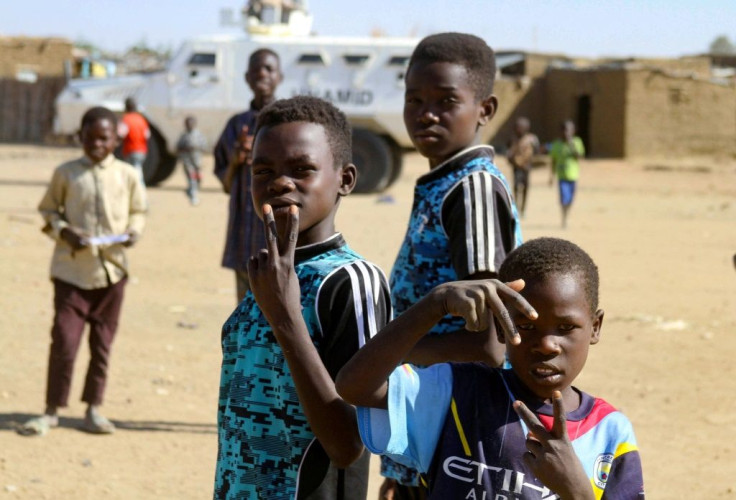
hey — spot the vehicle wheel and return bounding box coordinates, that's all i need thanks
[352,129,393,193]
[387,140,404,187]
[144,127,177,186]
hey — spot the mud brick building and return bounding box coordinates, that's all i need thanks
[0,36,72,142]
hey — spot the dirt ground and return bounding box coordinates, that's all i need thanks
[1,144,734,499]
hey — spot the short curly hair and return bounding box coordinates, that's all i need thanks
[248,48,280,67]
[254,95,352,167]
[80,106,118,130]
[499,237,600,313]
[407,32,496,101]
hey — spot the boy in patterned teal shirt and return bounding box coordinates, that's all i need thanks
[214,96,391,499]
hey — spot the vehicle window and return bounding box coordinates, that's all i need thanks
[298,53,326,65]
[388,56,410,66]
[188,53,216,66]
[343,54,370,66]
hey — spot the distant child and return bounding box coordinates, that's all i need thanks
[214,48,282,302]
[506,116,540,216]
[214,96,391,499]
[548,120,585,228]
[384,32,522,496]
[176,115,207,205]
[119,96,150,190]
[337,237,645,499]
[21,106,146,436]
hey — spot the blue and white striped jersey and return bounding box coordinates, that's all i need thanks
[215,233,391,499]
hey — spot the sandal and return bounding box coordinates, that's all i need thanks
[18,415,58,436]
[82,411,115,434]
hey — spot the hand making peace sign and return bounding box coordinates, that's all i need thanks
[513,391,595,500]
[248,204,303,326]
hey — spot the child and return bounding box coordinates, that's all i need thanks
[119,96,150,190]
[21,106,146,436]
[176,115,207,205]
[214,48,282,302]
[384,32,522,495]
[506,116,540,217]
[213,96,391,499]
[337,237,645,499]
[548,120,585,228]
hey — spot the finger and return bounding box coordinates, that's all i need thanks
[486,289,520,346]
[500,279,538,320]
[506,278,525,292]
[521,450,538,472]
[464,305,480,332]
[513,400,549,440]
[524,435,544,455]
[551,390,568,439]
[262,204,278,254]
[473,291,489,332]
[283,205,299,257]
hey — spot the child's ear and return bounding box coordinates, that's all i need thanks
[590,309,604,345]
[338,163,357,196]
[478,95,498,127]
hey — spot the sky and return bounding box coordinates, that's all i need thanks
[1,0,734,58]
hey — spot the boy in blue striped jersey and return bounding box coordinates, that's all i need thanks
[382,32,523,496]
[214,96,391,499]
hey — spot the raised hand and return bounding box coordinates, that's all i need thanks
[513,391,594,500]
[435,279,537,346]
[247,204,302,325]
[235,125,254,165]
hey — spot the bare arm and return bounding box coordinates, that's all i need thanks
[248,205,362,468]
[336,279,536,409]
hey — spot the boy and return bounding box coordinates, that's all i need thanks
[507,116,540,217]
[21,106,146,436]
[548,120,585,228]
[214,96,392,499]
[176,115,208,205]
[214,48,282,302]
[119,96,150,189]
[337,237,645,499]
[385,32,522,495]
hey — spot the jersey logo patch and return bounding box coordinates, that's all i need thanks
[594,453,614,489]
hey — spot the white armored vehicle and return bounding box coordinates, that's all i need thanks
[54,2,419,192]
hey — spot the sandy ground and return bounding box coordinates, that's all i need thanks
[0,143,735,499]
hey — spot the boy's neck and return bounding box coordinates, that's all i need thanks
[252,94,276,111]
[427,144,493,171]
[84,153,111,165]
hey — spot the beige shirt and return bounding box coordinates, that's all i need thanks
[38,154,146,289]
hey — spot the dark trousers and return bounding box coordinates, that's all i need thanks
[46,278,127,407]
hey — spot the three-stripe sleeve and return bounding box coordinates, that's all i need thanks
[442,171,517,279]
[315,261,391,379]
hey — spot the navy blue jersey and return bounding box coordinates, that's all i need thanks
[215,234,391,499]
[384,146,522,484]
[359,364,645,499]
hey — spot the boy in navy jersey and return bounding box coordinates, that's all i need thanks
[214,96,391,499]
[385,32,522,495]
[337,238,645,499]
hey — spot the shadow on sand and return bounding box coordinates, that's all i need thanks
[0,412,216,435]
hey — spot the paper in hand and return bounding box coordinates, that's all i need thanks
[83,234,130,246]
